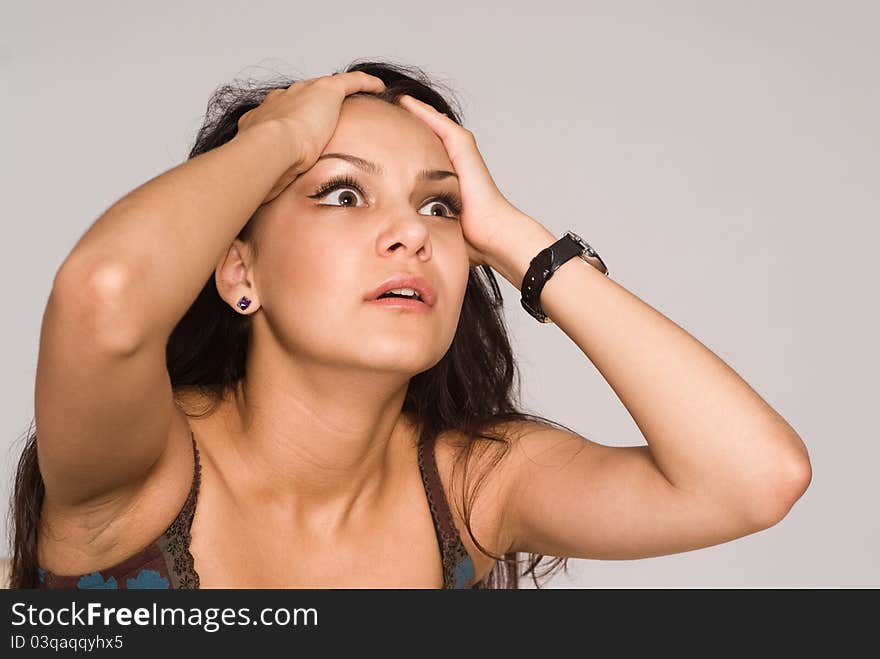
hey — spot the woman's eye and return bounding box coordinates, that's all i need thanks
[309,179,461,220]
[318,186,364,207]
[419,200,458,218]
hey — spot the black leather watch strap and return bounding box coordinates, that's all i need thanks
[520,234,585,323]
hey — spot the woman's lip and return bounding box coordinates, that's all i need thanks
[366,297,434,311]
[364,274,437,307]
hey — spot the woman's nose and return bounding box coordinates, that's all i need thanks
[378,212,432,257]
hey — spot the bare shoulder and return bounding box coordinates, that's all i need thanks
[430,419,540,579]
[433,417,590,539]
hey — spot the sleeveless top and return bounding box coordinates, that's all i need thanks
[36,432,480,589]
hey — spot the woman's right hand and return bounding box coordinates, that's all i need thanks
[236,71,387,205]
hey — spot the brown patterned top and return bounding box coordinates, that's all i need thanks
[37,431,479,589]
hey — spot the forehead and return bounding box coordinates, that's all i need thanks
[319,95,453,171]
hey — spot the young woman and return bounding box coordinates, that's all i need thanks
[8,60,812,589]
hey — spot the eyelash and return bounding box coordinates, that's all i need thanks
[307,174,463,219]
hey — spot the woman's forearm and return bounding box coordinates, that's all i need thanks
[487,214,811,522]
[56,121,298,348]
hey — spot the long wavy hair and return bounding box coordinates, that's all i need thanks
[7,58,580,589]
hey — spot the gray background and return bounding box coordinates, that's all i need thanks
[2,0,876,587]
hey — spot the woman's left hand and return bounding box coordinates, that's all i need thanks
[397,94,534,268]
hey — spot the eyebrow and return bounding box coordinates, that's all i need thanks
[315,153,458,182]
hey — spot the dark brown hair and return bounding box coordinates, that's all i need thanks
[7,58,580,589]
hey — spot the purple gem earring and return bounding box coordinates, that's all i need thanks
[236,296,252,311]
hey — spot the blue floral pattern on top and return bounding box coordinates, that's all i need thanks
[453,556,475,589]
[126,569,170,589]
[76,572,118,589]
[37,567,46,583]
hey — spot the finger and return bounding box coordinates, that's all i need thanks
[398,94,500,202]
[397,94,460,142]
[339,71,387,95]
[398,94,476,165]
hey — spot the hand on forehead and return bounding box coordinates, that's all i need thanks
[324,95,456,178]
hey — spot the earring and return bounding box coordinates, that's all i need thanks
[237,296,252,311]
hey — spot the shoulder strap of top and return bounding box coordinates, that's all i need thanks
[172,430,201,532]
[417,434,475,588]
[184,430,201,531]
[155,429,202,588]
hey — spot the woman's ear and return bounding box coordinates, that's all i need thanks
[215,239,260,314]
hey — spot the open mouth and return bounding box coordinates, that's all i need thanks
[376,289,423,302]
[367,291,431,310]
[365,275,436,308]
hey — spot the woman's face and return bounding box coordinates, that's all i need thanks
[241,94,470,375]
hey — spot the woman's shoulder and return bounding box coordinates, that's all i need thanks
[430,419,528,574]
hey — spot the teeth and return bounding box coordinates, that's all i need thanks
[383,287,422,300]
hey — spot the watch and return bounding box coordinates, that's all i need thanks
[520,230,609,324]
